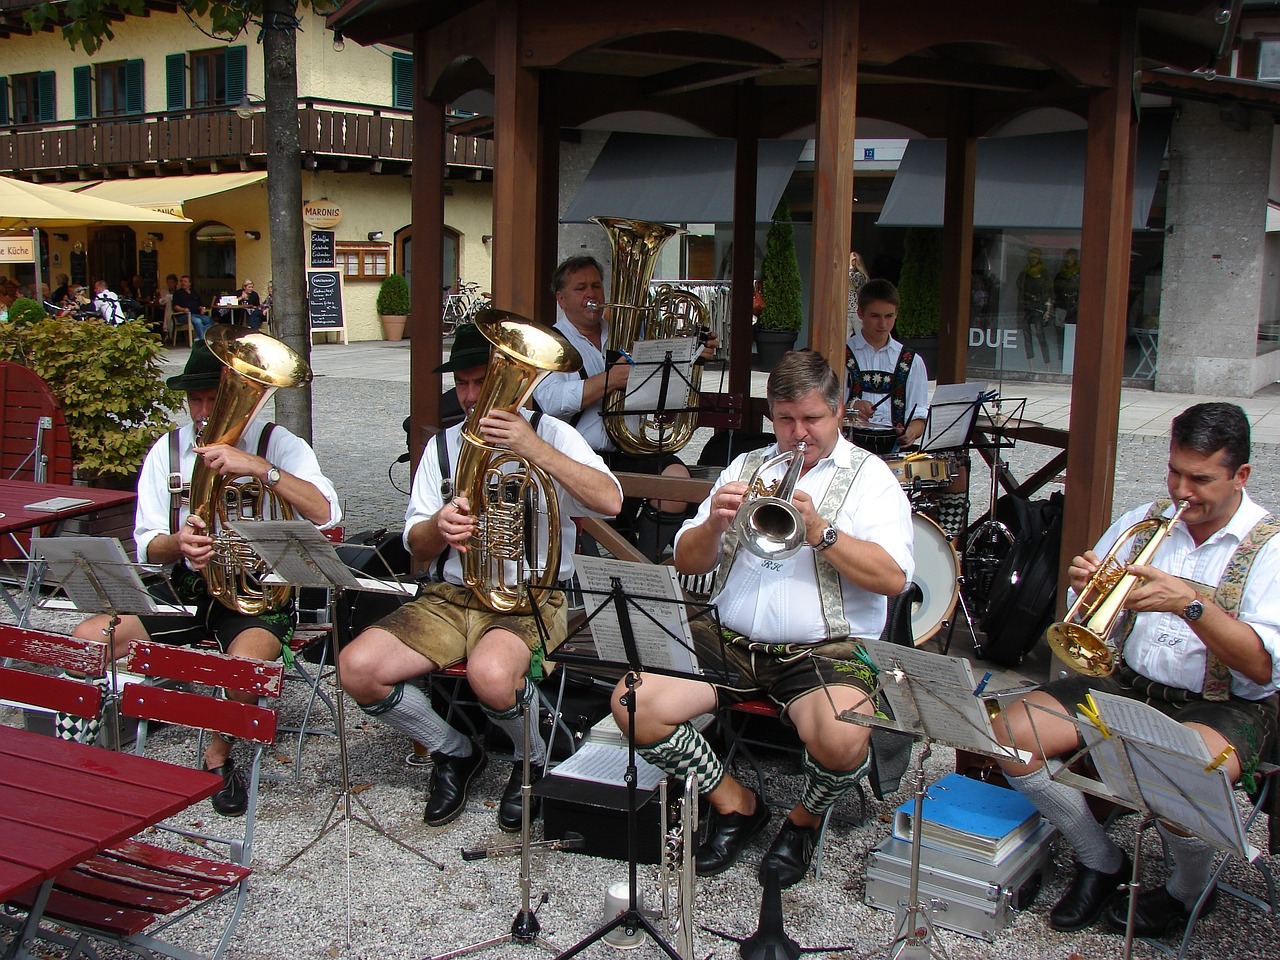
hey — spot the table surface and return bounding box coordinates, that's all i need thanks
[0,479,137,538]
[0,724,221,901]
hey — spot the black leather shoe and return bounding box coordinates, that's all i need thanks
[1102,883,1217,937]
[424,745,486,827]
[207,757,247,817]
[1049,854,1131,931]
[758,818,819,888]
[695,792,770,876]
[498,762,543,832]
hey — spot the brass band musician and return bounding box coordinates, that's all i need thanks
[340,324,622,832]
[997,403,1280,937]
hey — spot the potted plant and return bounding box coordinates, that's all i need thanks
[5,297,47,327]
[896,227,943,376]
[377,273,411,341]
[755,199,804,370]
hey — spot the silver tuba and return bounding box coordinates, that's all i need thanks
[592,216,708,456]
[455,310,582,614]
[732,442,809,561]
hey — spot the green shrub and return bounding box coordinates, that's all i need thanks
[377,274,412,315]
[896,228,943,339]
[0,317,183,480]
[758,200,804,332]
[6,297,47,327]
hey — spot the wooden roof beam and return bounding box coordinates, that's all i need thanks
[860,55,1060,94]
[642,61,810,97]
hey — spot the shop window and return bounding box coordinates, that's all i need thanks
[335,242,391,280]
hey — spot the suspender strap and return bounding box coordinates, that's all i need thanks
[811,451,872,639]
[256,422,276,458]
[845,346,861,401]
[433,431,453,584]
[570,368,589,428]
[710,448,770,599]
[167,428,184,535]
[844,345,915,430]
[890,348,916,430]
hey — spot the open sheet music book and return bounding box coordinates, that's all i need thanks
[33,537,187,615]
[622,336,698,411]
[234,520,415,595]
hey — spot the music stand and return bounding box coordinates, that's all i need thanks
[603,335,721,456]
[837,638,1033,960]
[31,536,188,749]
[550,560,730,960]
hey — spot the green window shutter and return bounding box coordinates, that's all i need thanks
[225,44,247,105]
[0,77,9,126]
[125,59,144,115]
[166,53,186,110]
[72,66,91,119]
[391,52,413,110]
[40,70,59,122]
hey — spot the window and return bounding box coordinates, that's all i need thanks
[10,71,55,124]
[187,45,247,109]
[391,52,413,110]
[1260,40,1280,80]
[95,60,144,117]
[335,242,391,280]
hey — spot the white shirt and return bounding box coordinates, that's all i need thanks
[1095,492,1280,699]
[676,436,914,643]
[405,410,621,583]
[135,419,342,563]
[845,333,930,429]
[94,290,125,325]
[531,315,614,453]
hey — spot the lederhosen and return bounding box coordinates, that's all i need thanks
[845,343,916,434]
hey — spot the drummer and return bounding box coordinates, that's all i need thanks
[844,279,929,451]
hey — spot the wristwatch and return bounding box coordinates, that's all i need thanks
[813,525,838,552]
[264,465,281,488]
[1182,598,1204,622]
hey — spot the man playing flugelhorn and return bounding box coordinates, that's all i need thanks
[341,323,622,832]
[997,402,1280,937]
[612,349,914,887]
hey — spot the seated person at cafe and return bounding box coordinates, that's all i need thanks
[92,279,126,325]
[173,275,210,340]
[68,340,342,816]
[237,278,264,330]
[844,279,929,450]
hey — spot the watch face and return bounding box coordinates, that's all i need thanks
[1184,599,1204,621]
[266,466,281,487]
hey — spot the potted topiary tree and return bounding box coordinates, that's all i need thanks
[896,227,943,376]
[5,297,47,327]
[755,199,804,370]
[377,273,411,341]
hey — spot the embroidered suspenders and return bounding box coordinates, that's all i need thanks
[845,344,917,430]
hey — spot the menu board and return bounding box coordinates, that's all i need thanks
[310,230,335,269]
[306,269,346,342]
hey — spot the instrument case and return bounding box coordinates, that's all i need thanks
[864,821,1056,942]
[535,774,663,863]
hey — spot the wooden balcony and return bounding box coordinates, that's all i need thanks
[0,99,493,180]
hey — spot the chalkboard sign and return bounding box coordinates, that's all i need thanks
[138,250,159,294]
[307,269,346,342]
[310,230,335,269]
[69,250,88,287]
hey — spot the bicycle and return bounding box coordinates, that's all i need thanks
[441,279,491,333]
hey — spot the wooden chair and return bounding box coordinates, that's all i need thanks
[0,625,107,732]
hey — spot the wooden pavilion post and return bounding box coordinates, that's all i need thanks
[938,89,976,386]
[730,82,758,429]
[809,0,859,373]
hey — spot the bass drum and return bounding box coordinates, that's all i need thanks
[909,513,960,645]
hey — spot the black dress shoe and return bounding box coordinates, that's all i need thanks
[207,757,247,817]
[695,792,770,876]
[758,818,819,888]
[1049,854,1131,931]
[1103,883,1218,937]
[424,745,486,826]
[498,762,543,832]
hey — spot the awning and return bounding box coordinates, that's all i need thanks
[562,134,807,224]
[62,172,268,220]
[877,119,1171,230]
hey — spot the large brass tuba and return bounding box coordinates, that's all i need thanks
[457,310,582,614]
[593,216,708,456]
[1046,499,1190,676]
[732,442,809,561]
[189,327,313,616]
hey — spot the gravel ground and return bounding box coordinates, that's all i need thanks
[4,364,1280,960]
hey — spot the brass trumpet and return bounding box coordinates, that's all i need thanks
[733,442,808,561]
[1046,500,1190,676]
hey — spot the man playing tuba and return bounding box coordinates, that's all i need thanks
[340,324,622,832]
[69,339,342,816]
[996,403,1280,938]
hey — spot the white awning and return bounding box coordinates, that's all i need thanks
[62,172,268,220]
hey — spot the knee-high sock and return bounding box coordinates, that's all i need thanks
[1007,766,1122,873]
[1158,822,1215,906]
[360,681,471,758]
[798,748,869,818]
[481,678,544,764]
[637,723,726,795]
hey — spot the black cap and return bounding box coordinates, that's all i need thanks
[434,323,491,373]
[166,340,223,391]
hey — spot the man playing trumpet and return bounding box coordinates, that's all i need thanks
[997,402,1280,936]
[613,349,914,887]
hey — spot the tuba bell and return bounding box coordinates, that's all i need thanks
[592,216,708,456]
[732,442,809,561]
[1046,499,1190,677]
[189,327,313,616]
[456,310,582,614]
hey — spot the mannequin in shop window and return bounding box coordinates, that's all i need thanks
[1016,247,1054,367]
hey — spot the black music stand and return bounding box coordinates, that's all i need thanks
[550,563,729,960]
[601,335,721,457]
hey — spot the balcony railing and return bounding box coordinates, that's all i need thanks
[0,98,493,177]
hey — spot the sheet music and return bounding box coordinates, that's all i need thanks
[548,741,665,790]
[226,520,362,589]
[919,381,985,452]
[1088,689,1211,761]
[572,555,698,674]
[33,537,167,615]
[622,337,698,413]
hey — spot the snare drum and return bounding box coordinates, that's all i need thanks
[909,513,961,645]
[885,453,951,489]
[843,418,898,456]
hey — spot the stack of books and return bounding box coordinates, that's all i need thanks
[893,772,1043,864]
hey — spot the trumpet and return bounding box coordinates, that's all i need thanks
[1046,499,1190,676]
[733,441,808,561]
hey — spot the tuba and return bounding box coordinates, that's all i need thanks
[1046,499,1190,676]
[456,310,582,614]
[732,442,809,561]
[592,216,708,456]
[189,327,312,616]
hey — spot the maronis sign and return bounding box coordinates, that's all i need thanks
[302,201,343,229]
[0,236,36,263]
